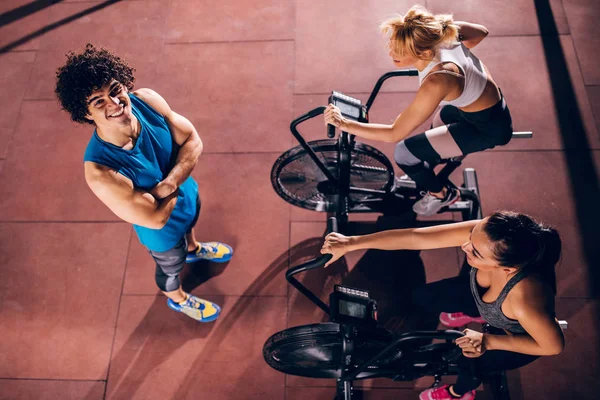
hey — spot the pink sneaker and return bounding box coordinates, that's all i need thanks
[420,385,476,400]
[439,312,486,328]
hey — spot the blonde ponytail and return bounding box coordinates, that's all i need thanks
[381,5,459,61]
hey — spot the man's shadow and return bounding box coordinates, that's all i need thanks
[83,256,230,400]
[87,236,330,400]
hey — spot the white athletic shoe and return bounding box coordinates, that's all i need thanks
[412,188,460,216]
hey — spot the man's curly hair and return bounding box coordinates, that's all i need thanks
[55,44,135,125]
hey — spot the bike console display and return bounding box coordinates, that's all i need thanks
[329,91,367,122]
[329,284,377,327]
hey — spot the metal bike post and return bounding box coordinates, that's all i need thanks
[336,380,353,400]
[463,168,482,220]
[336,131,352,228]
[336,324,356,400]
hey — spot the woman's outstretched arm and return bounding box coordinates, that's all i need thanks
[321,219,478,267]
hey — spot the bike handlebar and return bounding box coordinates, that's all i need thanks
[286,217,337,279]
[285,217,338,314]
[365,69,419,112]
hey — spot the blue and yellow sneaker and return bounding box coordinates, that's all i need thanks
[167,293,221,322]
[186,241,233,263]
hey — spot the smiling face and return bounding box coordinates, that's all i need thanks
[85,79,132,128]
[461,218,509,272]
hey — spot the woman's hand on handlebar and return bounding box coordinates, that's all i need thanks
[321,232,352,268]
[455,329,487,358]
[324,104,346,130]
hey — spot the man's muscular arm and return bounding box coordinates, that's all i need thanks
[85,162,178,229]
[133,88,203,199]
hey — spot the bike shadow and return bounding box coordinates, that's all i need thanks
[291,213,441,334]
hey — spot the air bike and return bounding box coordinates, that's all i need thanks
[263,217,466,400]
[270,69,532,230]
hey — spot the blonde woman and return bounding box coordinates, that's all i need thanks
[324,5,513,216]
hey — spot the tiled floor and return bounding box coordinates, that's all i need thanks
[0,1,598,399]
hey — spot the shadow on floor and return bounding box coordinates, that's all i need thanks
[0,0,123,54]
[82,259,227,400]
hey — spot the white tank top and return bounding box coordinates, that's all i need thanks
[418,42,488,108]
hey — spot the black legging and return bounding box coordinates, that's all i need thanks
[411,274,538,395]
[395,93,513,193]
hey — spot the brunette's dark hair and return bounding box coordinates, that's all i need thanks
[484,210,561,294]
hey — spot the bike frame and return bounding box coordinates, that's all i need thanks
[288,69,482,228]
[285,218,464,400]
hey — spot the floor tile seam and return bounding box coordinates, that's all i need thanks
[284,216,291,398]
[564,33,596,89]
[21,91,422,102]
[285,384,417,390]
[0,49,38,54]
[156,0,171,64]
[102,226,132,400]
[164,38,294,46]
[0,377,106,382]
[486,33,571,38]
[294,90,418,96]
[185,151,308,155]
[3,50,39,158]
[120,293,288,298]
[289,219,330,224]
[60,0,147,4]
[0,220,125,223]
[558,0,575,40]
[16,97,53,102]
[489,148,600,153]
[284,5,296,395]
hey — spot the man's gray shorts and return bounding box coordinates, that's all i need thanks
[148,194,201,292]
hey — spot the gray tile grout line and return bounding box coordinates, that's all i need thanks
[102,226,133,400]
[120,293,288,298]
[0,377,107,382]
[283,7,297,395]
[165,38,294,46]
[61,0,147,3]
[284,384,417,389]
[0,49,38,53]
[3,49,39,161]
[565,33,595,92]
[19,87,600,102]
[0,33,574,58]
[0,220,126,223]
[284,216,292,394]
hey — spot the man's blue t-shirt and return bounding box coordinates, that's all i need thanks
[83,93,198,252]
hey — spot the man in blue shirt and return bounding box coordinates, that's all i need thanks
[55,44,233,322]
